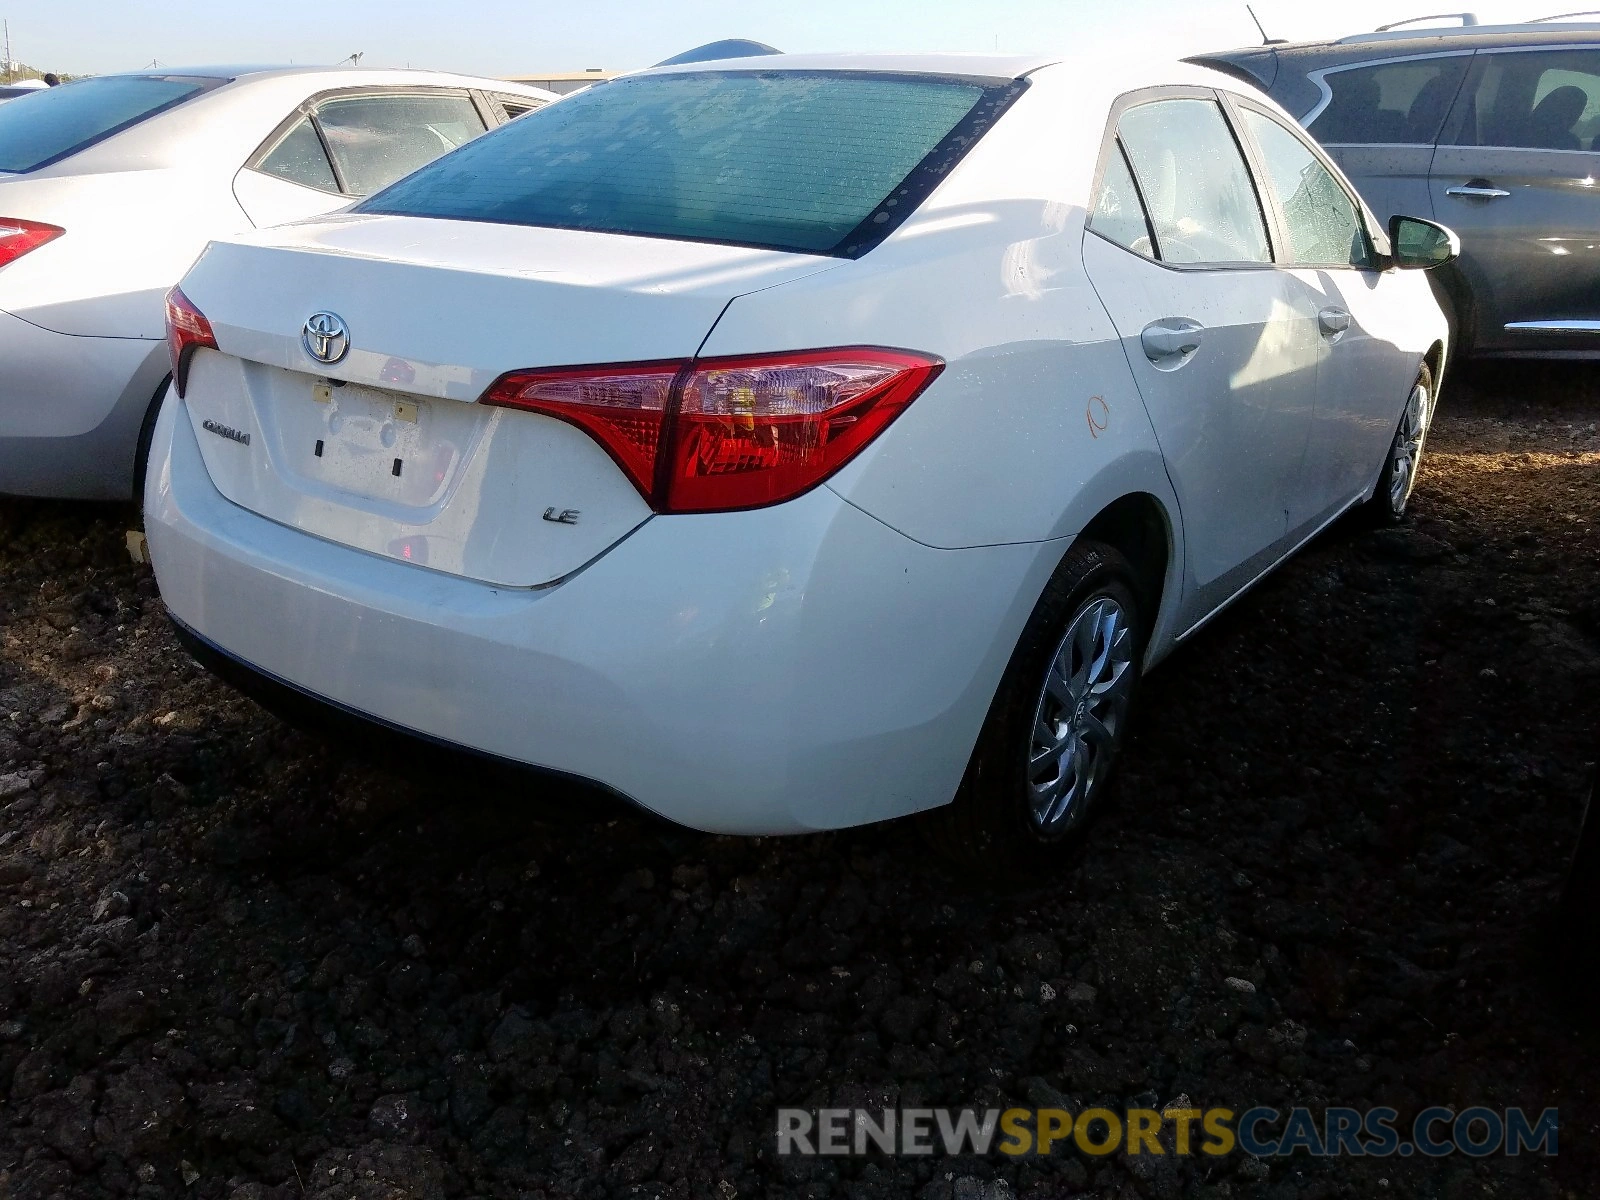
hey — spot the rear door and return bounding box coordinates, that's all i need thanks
[1429,45,1600,353]
[1302,52,1473,226]
[233,88,488,227]
[1081,89,1320,628]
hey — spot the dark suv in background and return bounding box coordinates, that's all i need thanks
[1195,16,1600,360]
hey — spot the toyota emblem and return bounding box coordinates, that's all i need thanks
[302,311,350,365]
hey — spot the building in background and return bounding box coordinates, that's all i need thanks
[505,69,614,95]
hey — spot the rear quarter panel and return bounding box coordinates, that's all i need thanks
[0,78,328,337]
[700,68,1179,552]
[0,168,241,337]
[699,67,1186,656]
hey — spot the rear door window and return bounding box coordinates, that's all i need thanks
[1310,56,1471,145]
[0,74,217,172]
[1240,108,1372,268]
[256,116,339,193]
[1088,143,1157,258]
[315,92,487,196]
[1116,97,1272,265]
[357,71,1025,258]
[492,94,543,121]
[1447,49,1600,150]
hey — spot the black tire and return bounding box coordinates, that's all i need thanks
[131,374,174,506]
[1364,362,1434,526]
[921,540,1145,874]
[1427,269,1473,363]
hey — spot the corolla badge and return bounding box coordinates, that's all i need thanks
[302,312,350,365]
[201,419,250,446]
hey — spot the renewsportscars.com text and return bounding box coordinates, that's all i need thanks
[776,1106,1558,1159]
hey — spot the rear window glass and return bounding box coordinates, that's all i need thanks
[356,70,1023,257]
[0,75,214,172]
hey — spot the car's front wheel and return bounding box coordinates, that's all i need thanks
[921,540,1144,873]
[1366,363,1434,524]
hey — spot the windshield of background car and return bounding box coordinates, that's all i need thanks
[0,74,216,172]
[356,70,1025,257]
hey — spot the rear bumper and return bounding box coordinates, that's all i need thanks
[168,614,647,820]
[0,309,170,499]
[144,394,1061,834]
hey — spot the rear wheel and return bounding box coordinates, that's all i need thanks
[131,374,174,506]
[1365,363,1433,524]
[921,540,1144,874]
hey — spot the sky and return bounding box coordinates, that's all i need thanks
[3,0,1579,78]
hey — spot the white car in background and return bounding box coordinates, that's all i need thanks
[0,67,554,499]
[146,53,1456,869]
[0,81,51,102]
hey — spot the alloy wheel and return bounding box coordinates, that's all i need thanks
[1388,380,1430,514]
[1027,595,1136,835]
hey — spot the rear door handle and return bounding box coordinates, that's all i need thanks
[1141,319,1204,362]
[1318,307,1351,338]
[1444,183,1510,199]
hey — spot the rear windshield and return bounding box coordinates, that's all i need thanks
[357,70,1024,257]
[0,75,217,173]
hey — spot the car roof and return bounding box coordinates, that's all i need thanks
[13,66,558,180]
[1207,21,1600,61]
[78,65,554,92]
[1191,19,1600,112]
[635,52,1061,81]
[88,65,292,79]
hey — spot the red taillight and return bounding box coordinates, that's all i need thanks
[669,349,943,512]
[0,218,63,269]
[164,286,217,397]
[481,347,943,513]
[480,360,681,498]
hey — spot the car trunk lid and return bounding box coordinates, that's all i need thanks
[174,214,838,587]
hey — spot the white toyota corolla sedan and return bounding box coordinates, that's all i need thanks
[145,53,1457,868]
[0,67,554,499]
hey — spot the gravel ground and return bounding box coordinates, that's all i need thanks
[0,364,1597,1200]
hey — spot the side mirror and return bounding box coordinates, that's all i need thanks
[1388,215,1459,270]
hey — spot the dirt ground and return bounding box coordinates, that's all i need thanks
[0,363,1597,1200]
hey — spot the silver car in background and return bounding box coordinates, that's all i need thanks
[1195,14,1600,360]
[0,67,555,500]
